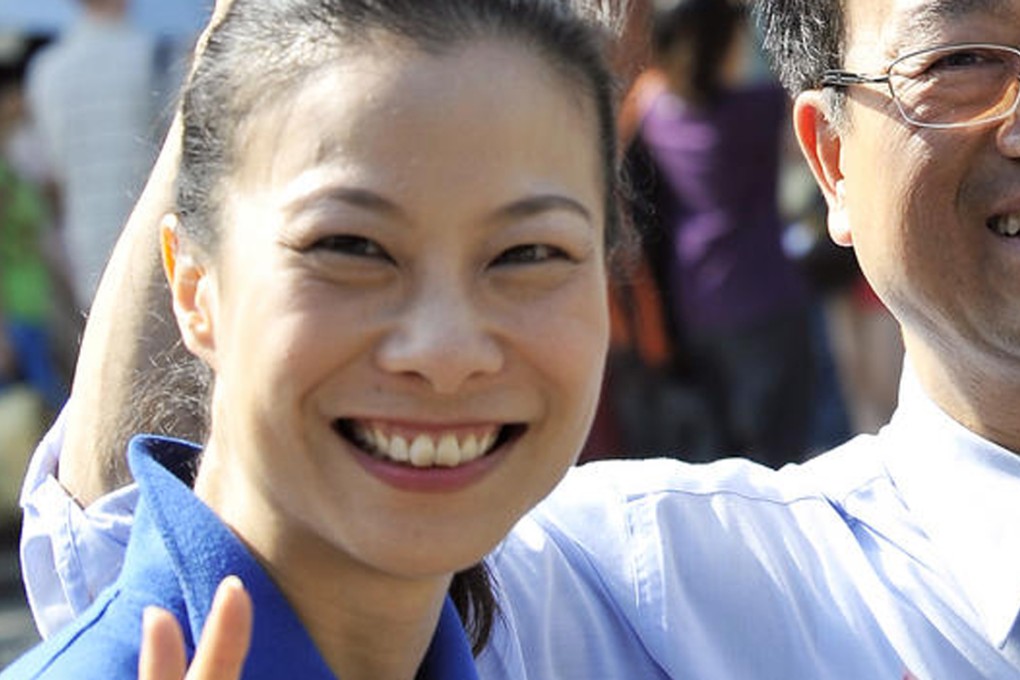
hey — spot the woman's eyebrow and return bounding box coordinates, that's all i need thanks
[282,186,404,219]
[496,194,594,225]
[281,185,593,227]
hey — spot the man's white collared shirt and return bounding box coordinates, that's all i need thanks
[478,364,1020,678]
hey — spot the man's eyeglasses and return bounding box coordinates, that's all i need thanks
[819,43,1020,129]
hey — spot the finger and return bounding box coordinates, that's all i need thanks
[139,606,188,680]
[185,575,253,680]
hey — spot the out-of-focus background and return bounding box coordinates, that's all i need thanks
[579,0,904,470]
[0,0,210,37]
[0,0,212,664]
[0,0,906,666]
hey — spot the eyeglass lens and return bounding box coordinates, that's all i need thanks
[889,46,1020,127]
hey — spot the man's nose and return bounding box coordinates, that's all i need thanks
[995,106,1020,158]
[376,283,504,394]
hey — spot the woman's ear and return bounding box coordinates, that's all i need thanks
[160,214,218,369]
[792,90,853,247]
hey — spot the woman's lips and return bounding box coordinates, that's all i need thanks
[334,419,526,493]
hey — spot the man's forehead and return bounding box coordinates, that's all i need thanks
[846,0,1019,53]
[851,0,1014,15]
[906,0,1017,25]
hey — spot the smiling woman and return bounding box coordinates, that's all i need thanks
[0,1,621,679]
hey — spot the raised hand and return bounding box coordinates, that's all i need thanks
[138,576,253,680]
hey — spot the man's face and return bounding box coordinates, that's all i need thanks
[806,0,1020,400]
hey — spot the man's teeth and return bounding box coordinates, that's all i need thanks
[360,427,498,468]
[991,213,1020,236]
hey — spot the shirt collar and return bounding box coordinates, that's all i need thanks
[882,359,1020,648]
[126,436,478,679]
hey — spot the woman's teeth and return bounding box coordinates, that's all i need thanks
[351,424,499,468]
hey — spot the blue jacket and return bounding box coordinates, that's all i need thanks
[4,436,479,679]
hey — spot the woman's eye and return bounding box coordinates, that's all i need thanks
[493,243,570,266]
[311,234,391,261]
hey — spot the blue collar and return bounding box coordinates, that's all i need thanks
[125,435,479,679]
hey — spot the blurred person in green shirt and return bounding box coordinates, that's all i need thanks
[0,58,69,411]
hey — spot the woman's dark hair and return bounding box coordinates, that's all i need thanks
[177,0,625,261]
[174,0,623,655]
[651,0,746,104]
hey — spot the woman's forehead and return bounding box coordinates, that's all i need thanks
[229,41,602,196]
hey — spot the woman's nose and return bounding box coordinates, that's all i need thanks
[376,284,504,394]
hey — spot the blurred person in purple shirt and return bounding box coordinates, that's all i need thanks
[629,0,813,467]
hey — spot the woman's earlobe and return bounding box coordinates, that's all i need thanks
[180,272,216,358]
[161,214,218,365]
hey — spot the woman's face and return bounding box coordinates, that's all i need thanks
[180,39,610,579]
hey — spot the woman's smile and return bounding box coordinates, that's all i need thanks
[335,419,523,468]
[335,418,527,493]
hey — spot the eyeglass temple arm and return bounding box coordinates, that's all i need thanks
[818,70,890,87]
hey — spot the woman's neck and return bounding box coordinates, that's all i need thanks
[260,527,452,680]
[195,449,454,680]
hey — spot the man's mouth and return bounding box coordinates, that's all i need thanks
[988,213,1020,237]
[333,420,523,468]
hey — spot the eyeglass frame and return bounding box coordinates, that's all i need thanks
[817,42,1020,130]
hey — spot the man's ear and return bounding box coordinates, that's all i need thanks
[792,90,853,247]
[160,214,218,369]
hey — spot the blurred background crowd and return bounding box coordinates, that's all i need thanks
[580,0,904,468]
[0,0,204,535]
[0,0,904,530]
